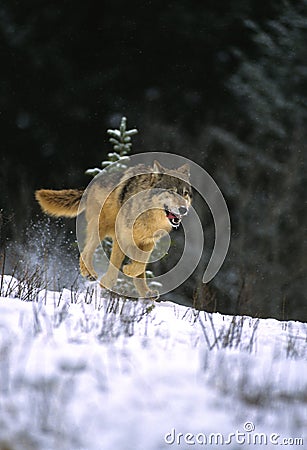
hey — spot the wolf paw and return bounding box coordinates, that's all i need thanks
[123,263,143,278]
[80,268,98,281]
[86,274,97,282]
[100,275,116,291]
[80,260,98,281]
[144,289,160,301]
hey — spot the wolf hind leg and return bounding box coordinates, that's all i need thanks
[80,219,102,281]
[80,255,98,281]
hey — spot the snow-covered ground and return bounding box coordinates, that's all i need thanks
[0,275,306,449]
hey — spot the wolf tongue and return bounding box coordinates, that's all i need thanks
[167,212,177,219]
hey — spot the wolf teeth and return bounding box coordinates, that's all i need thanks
[170,217,181,228]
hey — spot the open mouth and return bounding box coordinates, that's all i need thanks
[164,205,182,228]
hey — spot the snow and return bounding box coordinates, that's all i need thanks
[0,274,306,449]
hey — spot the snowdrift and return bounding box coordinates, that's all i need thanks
[0,275,306,449]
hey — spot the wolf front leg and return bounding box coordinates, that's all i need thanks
[122,241,154,278]
[123,242,159,299]
[100,239,125,291]
[133,272,159,300]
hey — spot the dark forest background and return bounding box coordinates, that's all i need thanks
[0,0,306,320]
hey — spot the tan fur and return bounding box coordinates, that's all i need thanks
[35,189,84,217]
[35,162,192,298]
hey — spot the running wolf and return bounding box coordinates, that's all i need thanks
[35,161,192,298]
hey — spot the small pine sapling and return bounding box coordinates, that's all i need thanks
[85,117,138,177]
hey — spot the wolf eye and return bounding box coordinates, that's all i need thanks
[183,189,190,198]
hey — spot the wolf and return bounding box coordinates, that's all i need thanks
[35,161,192,298]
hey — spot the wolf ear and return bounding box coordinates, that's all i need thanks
[177,164,190,177]
[152,160,165,173]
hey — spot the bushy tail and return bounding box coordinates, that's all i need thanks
[35,189,85,217]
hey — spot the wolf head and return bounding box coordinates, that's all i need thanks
[151,161,192,229]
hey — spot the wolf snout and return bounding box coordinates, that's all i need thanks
[164,205,188,217]
[178,206,188,216]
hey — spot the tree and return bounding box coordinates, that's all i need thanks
[202,0,307,318]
